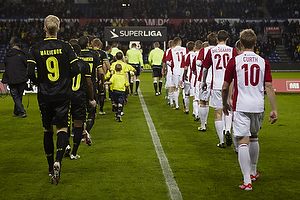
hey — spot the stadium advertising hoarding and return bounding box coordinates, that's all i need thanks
[272,79,300,92]
[104,26,167,42]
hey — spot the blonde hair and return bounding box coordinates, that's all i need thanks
[239,29,257,49]
[44,15,60,36]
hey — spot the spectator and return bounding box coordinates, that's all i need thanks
[1,44,28,118]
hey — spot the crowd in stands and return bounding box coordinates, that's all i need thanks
[266,0,300,18]
[0,0,300,62]
[2,18,298,62]
[0,0,298,19]
[282,20,300,62]
[130,0,263,19]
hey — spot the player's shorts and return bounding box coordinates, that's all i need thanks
[200,82,211,102]
[232,111,264,137]
[112,90,125,105]
[39,99,70,130]
[70,101,86,121]
[165,75,174,88]
[130,64,141,76]
[209,89,222,110]
[172,74,181,88]
[152,66,162,78]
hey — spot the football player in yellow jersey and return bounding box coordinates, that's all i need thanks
[105,63,129,122]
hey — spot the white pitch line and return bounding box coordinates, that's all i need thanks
[138,90,183,200]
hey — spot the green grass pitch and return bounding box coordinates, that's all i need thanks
[0,72,299,199]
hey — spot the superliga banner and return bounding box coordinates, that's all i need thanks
[104,26,167,42]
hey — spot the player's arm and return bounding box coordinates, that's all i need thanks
[222,81,231,116]
[86,76,96,107]
[222,58,235,115]
[201,50,212,90]
[265,81,277,124]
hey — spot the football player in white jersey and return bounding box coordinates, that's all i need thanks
[182,41,196,114]
[166,37,188,110]
[222,29,277,191]
[189,40,203,120]
[162,40,175,106]
[202,30,237,148]
[196,33,217,130]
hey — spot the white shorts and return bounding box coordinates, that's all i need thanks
[165,75,174,88]
[232,111,264,137]
[172,74,181,88]
[199,82,211,102]
[209,89,222,110]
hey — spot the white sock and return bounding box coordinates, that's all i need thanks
[192,100,198,117]
[199,105,207,128]
[233,136,239,152]
[174,90,179,108]
[249,138,259,175]
[222,112,226,133]
[185,96,190,112]
[225,111,232,132]
[169,92,174,106]
[204,105,209,125]
[238,144,251,185]
[215,119,224,144]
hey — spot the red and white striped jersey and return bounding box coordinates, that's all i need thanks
[183,51,198,85]
[224,51,272,113]
[163,48,172,76]
[196,46,214,83]
[166,46,188,76]
[203,44,237,90]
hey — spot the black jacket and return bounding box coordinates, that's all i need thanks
[2,48,28,84]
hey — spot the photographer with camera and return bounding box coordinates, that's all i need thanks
[1,44,28,118]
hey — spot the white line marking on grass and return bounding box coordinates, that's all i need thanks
[138,90,183,200]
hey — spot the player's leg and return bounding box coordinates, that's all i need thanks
[71,120,83,159]
[249,112,264,180]
[214,109,224,147]
[158,76,163,95]
[98,90,106,115]
[39,101,55,176]
[233,111,252,190]
[153,75,158,95]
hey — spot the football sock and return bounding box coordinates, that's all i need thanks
[233,136,239,151]
[192,100,198,116]
[153,81,158,93]
[225,111,232,132]
[72,127,83,156]
[135,79,140,92]
[86,108,95,132]
[222,113,226,133]
[159,80,162,93]
[99,93,105,112]
[215,119,224,144]
[174,90,179,108]
[166,89,169,99]
[169,92,174,106]
[56,131,69,163]
[238,144,251,185]
[130,81,133,94]
[44,131,54,172]
[199,105,206,128]
[185,96,190,112]
[249,138,259,175]
[117,106,123,116]
[204,105,209,124]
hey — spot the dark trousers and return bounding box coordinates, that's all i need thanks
[9,82,26,115]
